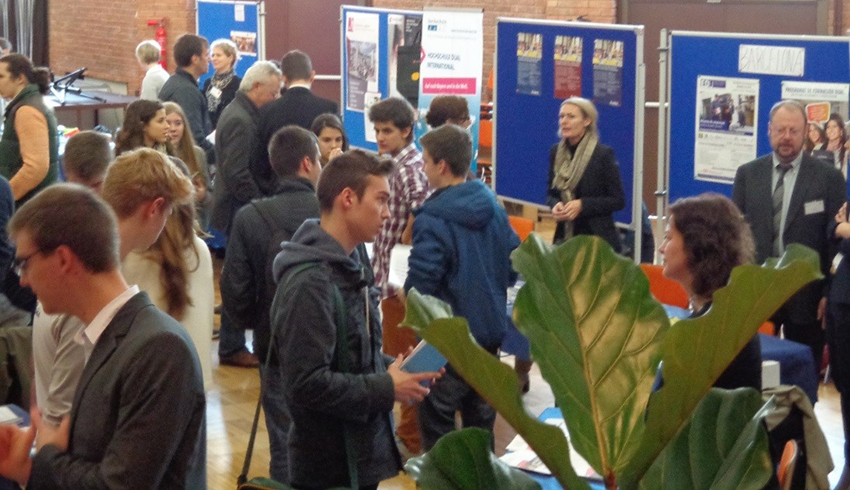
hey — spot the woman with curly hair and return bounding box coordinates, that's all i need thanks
[164,101,212,228]
[115,99,171,157]
[658,192,761,390]
[122,198,214,390]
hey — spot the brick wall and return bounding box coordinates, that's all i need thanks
[49,0,195,96]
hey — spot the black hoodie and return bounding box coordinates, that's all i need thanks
[270,219,401,488]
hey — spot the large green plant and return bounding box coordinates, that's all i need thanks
[402,234,821,489]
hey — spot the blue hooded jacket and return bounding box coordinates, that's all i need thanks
[404,180,520,349]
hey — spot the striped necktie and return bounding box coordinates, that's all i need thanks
[772,162,792,257]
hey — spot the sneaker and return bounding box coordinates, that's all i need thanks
[219,350,260,368]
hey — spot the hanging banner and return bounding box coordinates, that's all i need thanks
[592,39,623,107]
[693,75,759,183]
[516,32,542,96]
[345,11,380,112]
[554,35,582,99]
[417,9,484,171]
[388,13,422,106]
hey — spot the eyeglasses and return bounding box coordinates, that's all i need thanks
[12,250,41,277]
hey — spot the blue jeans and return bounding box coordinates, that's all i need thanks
[260,364,290,484]
[218,308,249,357]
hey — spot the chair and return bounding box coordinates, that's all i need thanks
[508,215,534,242]
[639,264,689,309]
[777,439,799,490]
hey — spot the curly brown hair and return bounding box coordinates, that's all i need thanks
[669,193,755,298]
[115,100,174,156]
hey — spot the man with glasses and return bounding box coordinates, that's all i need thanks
[0,179,205,488]
[30,148,194,443]
[732,99,845,373]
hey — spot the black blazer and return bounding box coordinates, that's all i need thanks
[732,152,846,325]
[547,142,625,252]
[29,293,206,489]
[203,74,241,129]
[254,87,339,195]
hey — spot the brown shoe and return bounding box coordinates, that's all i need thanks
[219,350,260,368]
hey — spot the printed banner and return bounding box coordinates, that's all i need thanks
[388,13,422,105]
[417,9,484,172]
[516,32,542,96]
[693,75,759,183]
[592,39,623,107]
[345,11,379,112]
[782,81,850,176]
[554,35,582,99]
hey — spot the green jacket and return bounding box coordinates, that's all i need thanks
[0,83,59,207]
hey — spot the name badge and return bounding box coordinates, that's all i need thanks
[209,86,222,99]
[833,252,844,274]
[804,200,825,215]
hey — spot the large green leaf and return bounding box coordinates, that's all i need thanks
[639,388,774,490]
[401,290,590,490]
[405,427,542,490]
[510,234,670,483]
[619,244,822,488]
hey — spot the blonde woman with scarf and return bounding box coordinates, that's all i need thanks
[546,97,625,252]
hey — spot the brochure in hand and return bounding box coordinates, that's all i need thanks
[400,340,448,386]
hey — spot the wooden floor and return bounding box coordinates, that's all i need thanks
[205,216,848,489]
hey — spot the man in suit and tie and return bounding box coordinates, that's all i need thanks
[0,184,206,489]
[254,50,339,194]
[733,99,845,372]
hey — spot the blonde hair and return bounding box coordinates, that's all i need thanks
[560,97,599,135]
[210,38,239,70]
[101,148,194,219]
[135,40,162,65]
[141,201,200,320]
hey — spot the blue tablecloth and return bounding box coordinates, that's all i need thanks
[524,407,606,490]
[759,333,818,403]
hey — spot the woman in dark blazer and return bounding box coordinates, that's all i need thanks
[546,97,625,252]
[202,39,241,129]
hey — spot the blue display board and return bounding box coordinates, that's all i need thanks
[197,0,263,85]
[494,18,644,226]
[667,32,850,202]
[341,6,422,153]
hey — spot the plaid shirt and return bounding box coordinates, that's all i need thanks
[372,143,429,298]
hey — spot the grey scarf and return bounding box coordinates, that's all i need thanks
[552,132,598,240]
[206,70,235,113]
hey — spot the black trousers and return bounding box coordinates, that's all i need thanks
[418,352,498,452]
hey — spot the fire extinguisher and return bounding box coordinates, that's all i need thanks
[147,18,167,70]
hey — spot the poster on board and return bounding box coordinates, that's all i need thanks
[388,14,422,105]
[782,81,850,175]
[592,39,623,107]
[345,11,379,112]
[693,75,759,183]
[417,9,483,169]
[554,35,582,99]
[516,32,542,96]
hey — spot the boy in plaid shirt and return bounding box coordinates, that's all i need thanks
[368,97,429,299]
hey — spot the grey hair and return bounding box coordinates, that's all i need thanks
[769,99,807,125]
[239,60,282,92]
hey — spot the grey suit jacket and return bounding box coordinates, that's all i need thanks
[29,292,206,489]
[211,91,262,234]
[733,152,846,324]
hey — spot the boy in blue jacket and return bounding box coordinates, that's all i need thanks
[404,124,520,450]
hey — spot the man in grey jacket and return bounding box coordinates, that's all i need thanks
[0,184,206,489]
[213,60,282,368]
[159,34,215,166]
[271,150,440,489]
